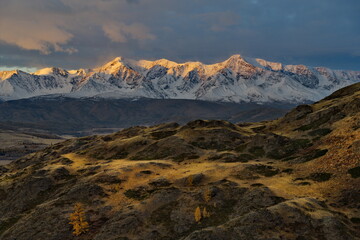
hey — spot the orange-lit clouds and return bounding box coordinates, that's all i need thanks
[0,0,156,54]
[103,22,156,43]
[0,0,359,71]
[0,19,76,54]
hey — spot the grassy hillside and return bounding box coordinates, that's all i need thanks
[0,83,359,240]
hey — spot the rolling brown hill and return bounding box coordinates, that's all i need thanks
[0,83,359,240]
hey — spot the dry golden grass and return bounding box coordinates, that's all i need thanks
[61,152,348,213]
[30,91,358,227]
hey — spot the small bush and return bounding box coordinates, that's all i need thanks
[348,166,360,178]
[282,168,293,173]
[194,206,202,223]
[282,156,298,162]
[150,130,177,140]
[173,153,199,162]
[202,207,210,218]
[235,144,248,152]
[187,175,194,186]
[203,188,212,203]
[303,149,328,162]
[69,203,89,236]
[124,188,149,200]
[251,126,266,132]
[309,128,332,137]
[237,154,256,162]
[267,139,311,160]
[291,139,312,148]
[350,217,360,224]
[296,114,332,131]
[194,206,210,224]
[251,165,279,177]
[248,146,265,157]
[101,136,113,142]
[190,140,231,151]
[308,172,332,182]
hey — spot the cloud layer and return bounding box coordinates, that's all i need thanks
[103,22,155,43]
[0,0,359,70]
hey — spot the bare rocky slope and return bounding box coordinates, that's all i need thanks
[0,83,359,240]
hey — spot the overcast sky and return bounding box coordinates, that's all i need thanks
[0,0,359,71]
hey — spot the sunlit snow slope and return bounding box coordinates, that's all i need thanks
[0,55,359,103]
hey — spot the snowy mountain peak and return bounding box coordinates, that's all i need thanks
[68,68,89,76]
[0,70,20,81]
[149,59,179,68]
[225,54,245,62]
[34,67,68,77]
[0,55,359,103]
[94,56,137,74]
[135,58,174,70]
[101,56,126,67]
[256,59,283,71]
[113,56,123,62]
[223,54,256,71]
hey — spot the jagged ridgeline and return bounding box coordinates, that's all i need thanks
[0,83,359,239]
[0,55,359,103]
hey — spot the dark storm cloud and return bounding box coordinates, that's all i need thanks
[0,0,359,71]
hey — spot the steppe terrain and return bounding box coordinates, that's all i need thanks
[0,83,359,240]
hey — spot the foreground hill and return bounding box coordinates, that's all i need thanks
[0,83,359,239]
[1,55,359,103]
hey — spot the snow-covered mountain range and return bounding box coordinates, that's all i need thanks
[1,55,359,103]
